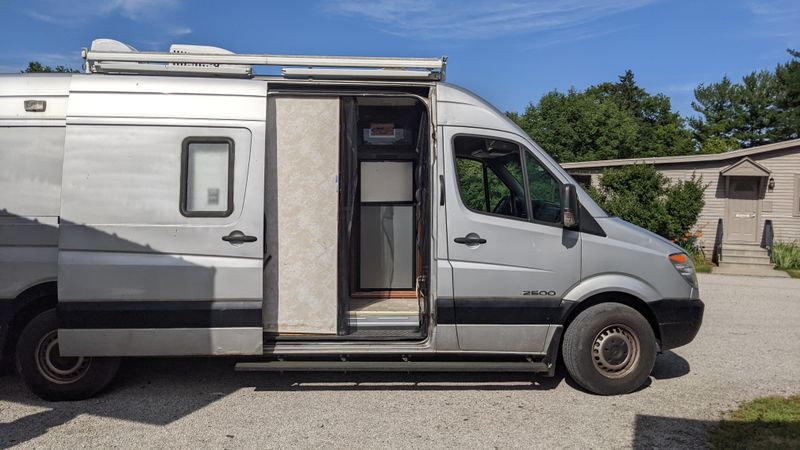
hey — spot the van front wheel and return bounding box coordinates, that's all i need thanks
[562,303,656,395]
[15,309,120,401]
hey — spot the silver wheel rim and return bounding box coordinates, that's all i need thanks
[35,330,91,384]
[592,324,640,379]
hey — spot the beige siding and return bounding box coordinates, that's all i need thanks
[656,162,725,252]
[565,144,800,253]
[752,148,800,244]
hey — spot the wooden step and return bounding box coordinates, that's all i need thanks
[724,248,770,258]
[723,255,772,265]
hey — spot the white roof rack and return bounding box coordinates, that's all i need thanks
[82,39,446,81]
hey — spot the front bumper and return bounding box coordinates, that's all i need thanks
[649,298,704,351]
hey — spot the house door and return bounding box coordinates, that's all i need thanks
[727,177,759,243]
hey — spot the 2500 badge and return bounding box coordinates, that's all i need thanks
[522,290,557,296]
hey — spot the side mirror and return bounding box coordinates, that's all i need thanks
[561,184,580,230]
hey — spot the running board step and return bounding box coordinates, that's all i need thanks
[235,360,549,373]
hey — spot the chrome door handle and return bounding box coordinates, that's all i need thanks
[222,230,258,243]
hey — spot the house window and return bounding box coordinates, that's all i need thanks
[180,138,234,217]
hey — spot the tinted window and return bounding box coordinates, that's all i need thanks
[525,152,562,224]
[454,136,527,220]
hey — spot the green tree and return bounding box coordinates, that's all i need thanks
[513,70,694,163]
[23,61,80,73]
[589,164,706,242]
[775,49,800,140]
[691,49,800,150]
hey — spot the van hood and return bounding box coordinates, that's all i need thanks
[598,217,684,256]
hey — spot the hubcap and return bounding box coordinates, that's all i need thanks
[592,324,640,378]
[35,330,91,384]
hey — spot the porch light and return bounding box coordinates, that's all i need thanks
[768,178,775,190]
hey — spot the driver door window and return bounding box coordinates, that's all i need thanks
[454,136,527,220]
[525,152,562,225]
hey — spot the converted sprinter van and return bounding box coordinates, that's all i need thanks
[0,39,703,400]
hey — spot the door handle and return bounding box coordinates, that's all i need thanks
[222,231,258,244]
[454,235,487,245]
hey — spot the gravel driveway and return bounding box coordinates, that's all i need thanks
[1,273,798,449]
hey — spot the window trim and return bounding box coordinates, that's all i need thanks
[794,174,800,217]
[179,137,235,218]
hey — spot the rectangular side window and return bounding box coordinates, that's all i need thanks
[181,138,234,217]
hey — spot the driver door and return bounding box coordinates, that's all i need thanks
[442,127,580,352]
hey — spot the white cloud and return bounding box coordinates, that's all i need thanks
[102,0,181,20]
[24,0,181,24]
[746,0,800,40]
[325,0,657,40]
[170,26,193,36]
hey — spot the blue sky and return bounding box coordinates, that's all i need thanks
[1,0,798,117]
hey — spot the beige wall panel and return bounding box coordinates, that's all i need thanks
[264,97,339,334]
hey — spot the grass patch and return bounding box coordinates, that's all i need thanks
[773,242,800,270]
[786,269,800,279]
[710,396,800,450]
[695,260,713,273]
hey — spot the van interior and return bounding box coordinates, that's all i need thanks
[344,96,429,339]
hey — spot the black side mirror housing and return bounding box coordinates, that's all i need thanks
[561,184,580,229]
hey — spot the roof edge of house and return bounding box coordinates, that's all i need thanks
[560,138,800,170]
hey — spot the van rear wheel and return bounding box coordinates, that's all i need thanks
[562,303,656,395]
[15,309,120,401]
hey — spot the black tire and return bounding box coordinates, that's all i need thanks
[562,303,656,395]
[15,309,120,401]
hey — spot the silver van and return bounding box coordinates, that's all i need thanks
[0,39,703,400]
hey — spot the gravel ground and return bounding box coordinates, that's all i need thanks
[1,273,798,449]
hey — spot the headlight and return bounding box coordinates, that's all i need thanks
[669,253,697,288]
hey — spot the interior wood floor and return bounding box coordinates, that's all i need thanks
[348,296,419,314]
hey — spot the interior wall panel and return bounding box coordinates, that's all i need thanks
[264,97,340,334]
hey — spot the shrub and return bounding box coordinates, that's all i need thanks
[590,164,707,243]
[773,242,800,269]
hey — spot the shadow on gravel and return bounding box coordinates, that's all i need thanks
[0,357,565,446]
[0,351,692,447]
[651,351,691,380]
[633,415,713,449]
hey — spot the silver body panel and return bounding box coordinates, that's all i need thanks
[0,73,696,359]
[59,328,262,356]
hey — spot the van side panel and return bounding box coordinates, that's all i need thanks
[0,75,70,301]
[57,76,266,356]
[0,127,63,298]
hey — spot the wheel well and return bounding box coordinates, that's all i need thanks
[2,282,58,361]
[562,292,661,344]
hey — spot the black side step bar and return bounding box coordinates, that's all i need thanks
[235,360,549,373]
